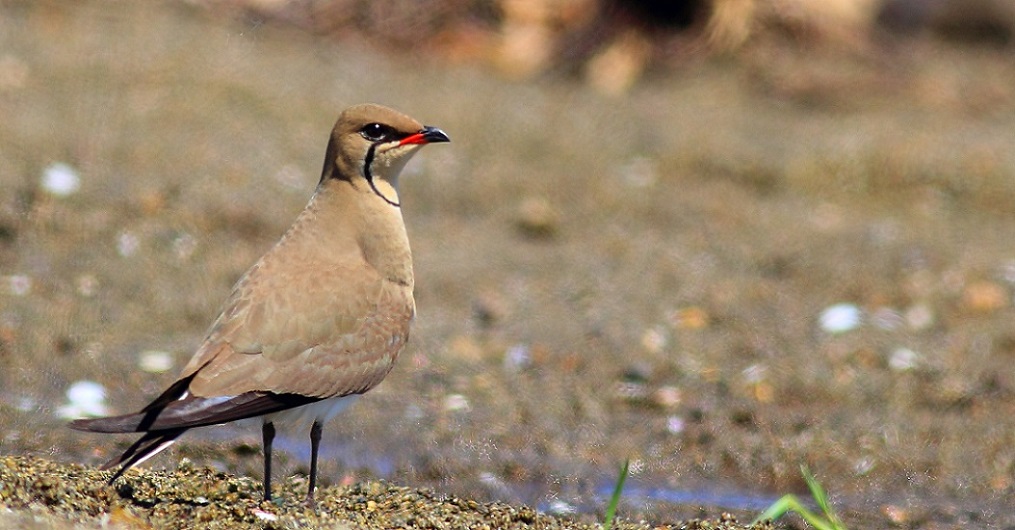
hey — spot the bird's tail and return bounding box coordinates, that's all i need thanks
[101,428,188,484]
[69,413,160,434]
[69,388,320,483]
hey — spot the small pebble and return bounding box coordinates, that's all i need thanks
[652,386,682,408]
[904,304,935,331]
[67,380,103,401]
[403,403,424,421]
[5,275,32,296]
[628,459,644,474]
[251,508,277,521]
[172,233,198,262]
[117,231,140,257]
[138,350,174,373]
[961,280,1008,313]
[616,156,657,188]
[585,31,651,96]
[57,380,109,419]
[819,303,861,334]
[472,290,509,327]
[741,364,767,384]
[853,457,875,476]
[139,190,166,215]
[75,274,99,297]
[870,307,903,330]
[1001,260,1015,284]
[503,343,531,373]
[544,499,577,516]
[882,504,909,525]
[444,394,470,412]
[888,348,919,371]
[14,395,36,412]
[41,162,81,197]
[669,306,709,330]
[640,326,667,353]
[515,196,559,238]
[936,376,975,406]
[614,381,649,402]
[752,382,774,403]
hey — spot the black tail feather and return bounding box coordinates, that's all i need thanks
[103,429,188,484]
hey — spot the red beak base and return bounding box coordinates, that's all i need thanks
[399,126,451,146]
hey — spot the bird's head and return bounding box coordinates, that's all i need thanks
[321,103,450,206]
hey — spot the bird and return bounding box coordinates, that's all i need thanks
[69,103,450,504]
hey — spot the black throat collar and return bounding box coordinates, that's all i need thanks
[363,144,401,208]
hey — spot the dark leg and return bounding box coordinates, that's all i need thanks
[306,420,322,505]
[262,422,276,502]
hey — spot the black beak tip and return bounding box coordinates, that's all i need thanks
[422,126,451,144]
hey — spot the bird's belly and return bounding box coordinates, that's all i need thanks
[250,394,360,430]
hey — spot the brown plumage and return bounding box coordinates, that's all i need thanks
[69,104,449,504]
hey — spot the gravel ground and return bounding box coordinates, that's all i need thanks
[0,456,767,530]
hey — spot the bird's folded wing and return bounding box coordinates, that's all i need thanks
[179,256,414,399]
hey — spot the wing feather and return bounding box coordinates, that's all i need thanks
[69,392,319,433]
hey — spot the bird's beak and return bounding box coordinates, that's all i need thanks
[400,126,451,146]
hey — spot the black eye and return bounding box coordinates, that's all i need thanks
[359,123,397,143]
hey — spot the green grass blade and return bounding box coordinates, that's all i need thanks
[752,494,796,525]
[801,466,830,514]
[751,466,848,530]
[603,459,630,530]
[801,465,845,529]
[752,494,838,530]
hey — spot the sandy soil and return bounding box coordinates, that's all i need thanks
[1,1,1014,528]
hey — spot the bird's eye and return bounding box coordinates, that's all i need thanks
[360,123,395,142]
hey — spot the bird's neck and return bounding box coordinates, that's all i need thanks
[304,177,413,288]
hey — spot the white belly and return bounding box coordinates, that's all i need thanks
[246,394,360,430]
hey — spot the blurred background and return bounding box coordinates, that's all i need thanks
[1,0,1014,527]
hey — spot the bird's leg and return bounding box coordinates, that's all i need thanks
[305,420,322,505]
[262,422,276,502]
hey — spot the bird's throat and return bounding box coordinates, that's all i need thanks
[363,144,401,207]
